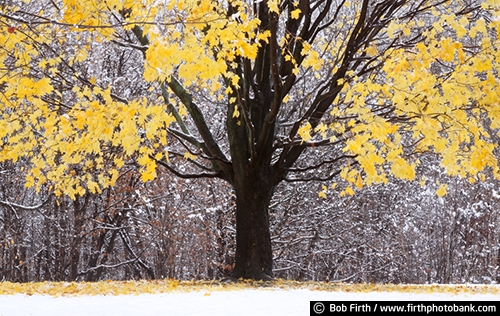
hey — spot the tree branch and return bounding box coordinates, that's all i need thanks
[284,154,357,173]
[0,198,49,211]
[283,170,342,182]
[152,155,222,179]
[166,77,226,162]
[255,7,282,164]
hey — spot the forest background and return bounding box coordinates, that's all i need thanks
[0,0,500,284]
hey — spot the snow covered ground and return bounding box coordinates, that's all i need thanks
[1,287,498,316]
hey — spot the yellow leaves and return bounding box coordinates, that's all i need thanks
[470,145,496,172]
[438,38,457,63]
[87,180,101,194]
[0,73,174,197]
[297,122,312,143]
[268,0,280,14]
[114,157,125,168]
[354,174,363,189]
[314,123,328,138]
[257,30,271,44]
[74,49,88,63]
[141,166,157,183]
[107,169,120,187]
[340,168,363,191]
[474,57,493,73]
[369,9,500,183]
[482,0,500,9]
[340,186,354,197]
[356,155,379,184]
[470,18,487,38]
[387,20,400,39]
[453,16,469,39]
[143,3,261,89]
[390,157,416,181]
[14,77,54,99]
[291,9,301,20]
[183,152,197,161]
[301,45,323,71]
[419,176,426,188]
[32,78,54,96]
[343,133,369,154]
[318,185,328,199]
[138,153,157,182]
[232,105,240,118]
[365,45,378,57]
[2,0,500,202]
[436,184,448,197]
[238,41,259,60]
[0,280,497,296]
[402,26,411,37]
[191,0,215,16]
[61,0,111,30]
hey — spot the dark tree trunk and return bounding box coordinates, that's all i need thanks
[230,168,275,280]
[86,214,119,281]
[226,78,277,279]
[70,195,86,280]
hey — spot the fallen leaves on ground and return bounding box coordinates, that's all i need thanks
[0,279,498,297]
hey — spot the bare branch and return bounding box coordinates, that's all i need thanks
[152,155,222,179]
[167,77,231,171]
[285,155,357,173]
[283,170,342,182]
[0,199,49,211]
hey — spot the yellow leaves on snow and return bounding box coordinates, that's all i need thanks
[0,280,498,297]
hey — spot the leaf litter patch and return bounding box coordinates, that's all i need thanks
[0,280,498,297]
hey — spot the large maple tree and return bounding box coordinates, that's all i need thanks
[1,0,500,279]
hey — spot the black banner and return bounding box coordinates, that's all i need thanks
[310,301,499,315]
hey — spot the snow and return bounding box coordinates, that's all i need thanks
[1,288,498,316]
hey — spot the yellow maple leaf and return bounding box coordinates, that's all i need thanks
[232,105,240,118]
[355,175,363,189]
[291,9,301,19]
[314,123,328,138]
[318,185,328,198]
[340,186,355,197]
[268,0,280,14]
[387,20,400,38]
[390,157,416,180]
[33,78,54,96]
[183,152,197,161]
[87,180,101,194]
[297,122,312,143]
[365,45,378,56]
[419,176,426,187]
[436,184,448,197]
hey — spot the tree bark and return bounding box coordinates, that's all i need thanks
[70,195,86,280]
[226,81,276,279]
[231,169,274,280]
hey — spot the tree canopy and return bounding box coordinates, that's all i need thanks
[1,0,500,279]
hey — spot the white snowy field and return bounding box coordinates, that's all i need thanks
[1,287,499,316]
